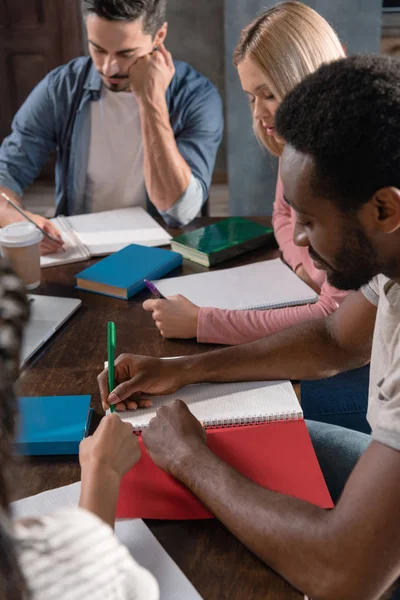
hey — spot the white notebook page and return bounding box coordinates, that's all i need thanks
[12,483,202,600]
[116,380,302,431]
[67,207,172,255]
[40,217,90,268]
[152,259,318,310]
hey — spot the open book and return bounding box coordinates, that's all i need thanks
[115,379,303,431]
[152,258,318,310]
[41,207,172,268]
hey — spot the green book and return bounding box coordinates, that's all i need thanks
[171,217,274,267]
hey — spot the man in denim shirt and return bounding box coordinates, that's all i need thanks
[0,0,223,254]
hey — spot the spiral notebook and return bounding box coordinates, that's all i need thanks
[151,258,318,310]
[114,380,334,520]
[41,207,172,268]
[115,379,303,431]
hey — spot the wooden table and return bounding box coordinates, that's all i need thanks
[15,217,302,600]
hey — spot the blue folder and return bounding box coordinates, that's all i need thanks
[15,395,93,456]
[75,243,183,299]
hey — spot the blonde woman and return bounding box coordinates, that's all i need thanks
[144,2,349,345]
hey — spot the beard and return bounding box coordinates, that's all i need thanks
[99,72,130,93]
[309,220,384,291]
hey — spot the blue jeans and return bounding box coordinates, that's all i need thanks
[306,420,399,599]
[306,419,370,503]
[301,365,371,434]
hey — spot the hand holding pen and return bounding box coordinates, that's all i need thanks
[144,279,167,299]
[143,281,200,339]
[1,192,65,254]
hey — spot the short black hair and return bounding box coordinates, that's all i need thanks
[275,54,400,211]
[82,0,167,36]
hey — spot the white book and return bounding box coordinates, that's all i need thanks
[41,207,172,268]
[12,483,203,599]
[152,258,318,310]
[115,379,303,432]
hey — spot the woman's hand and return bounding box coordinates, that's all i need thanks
[142,294,200,339]
[79,414,141,527]
[79,413,140,479]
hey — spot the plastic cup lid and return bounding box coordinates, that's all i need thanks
[0,222,43,247]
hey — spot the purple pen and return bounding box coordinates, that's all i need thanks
[144,279,167,300]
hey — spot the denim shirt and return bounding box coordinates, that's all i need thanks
[0,57,223,227]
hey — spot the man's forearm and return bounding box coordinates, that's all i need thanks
[138,95,191,212]
[183,317,365,386]
[175,446,336,599]
[172,441,400,600]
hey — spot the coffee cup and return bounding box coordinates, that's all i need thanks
[0,222,43,290]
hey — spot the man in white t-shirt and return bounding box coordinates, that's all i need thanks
[98,55,400,600]
[0,0,223,254]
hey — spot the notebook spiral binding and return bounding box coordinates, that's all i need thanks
[241,300,317,310]
[202,409,303,429]
[133,409,304,432]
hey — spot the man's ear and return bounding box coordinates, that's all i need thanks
[153,22,168,48]
[373,187,400,234]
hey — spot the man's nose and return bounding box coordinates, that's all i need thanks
[103,58,120,77]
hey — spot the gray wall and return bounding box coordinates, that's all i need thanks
[166,0,226,174]
[309,0,382,54]
[224,0,383,216]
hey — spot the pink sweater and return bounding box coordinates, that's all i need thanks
[197,169,349,345]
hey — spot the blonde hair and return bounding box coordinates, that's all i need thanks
[233,2,345,156]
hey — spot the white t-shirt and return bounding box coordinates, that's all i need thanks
[14,507,159,600]
[362,274,400,449]
[85,87,147,213]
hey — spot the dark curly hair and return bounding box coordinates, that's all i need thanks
[0,260,30,600]
[82,0,167,36]
[275,54,400,211]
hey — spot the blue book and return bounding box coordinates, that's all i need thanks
[15,395,93,456]
[75,244,183,299]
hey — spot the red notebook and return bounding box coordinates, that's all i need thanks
[116,419,333,520]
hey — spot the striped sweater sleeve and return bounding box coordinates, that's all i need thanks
[14,507,159,600]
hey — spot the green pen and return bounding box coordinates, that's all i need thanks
[107,321,116,414]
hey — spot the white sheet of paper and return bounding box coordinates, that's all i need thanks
[12,483,203,600]
[115,380,302,431]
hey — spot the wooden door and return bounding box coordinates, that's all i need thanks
[0,0,84,178]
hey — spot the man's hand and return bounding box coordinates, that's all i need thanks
[0,187,63,255]
[97,354,189,412]
[143,295,200,339]
[129,43,175,102]
[25,211,64,255]
[79,413,141,479]
[142,399,207,476]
